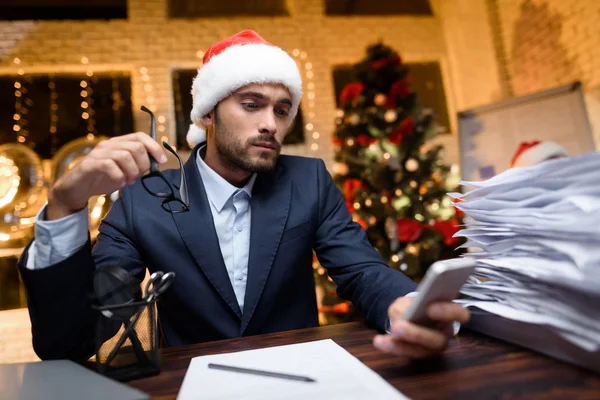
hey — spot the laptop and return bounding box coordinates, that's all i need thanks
[0,360,149,400]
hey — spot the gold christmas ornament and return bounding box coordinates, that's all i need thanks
[348,113,360,125]
[384,110,397,123]
[374,93,387,106]
[405,158,419,172]
[332,162,349,176]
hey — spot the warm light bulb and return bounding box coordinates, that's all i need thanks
[311,143,319,151]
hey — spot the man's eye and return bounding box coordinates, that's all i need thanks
[242,103,259,109]
[275,108,289,116]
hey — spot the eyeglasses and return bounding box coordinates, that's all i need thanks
[140,105,190,213]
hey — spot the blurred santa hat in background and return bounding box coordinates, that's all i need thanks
[510,140,568,168]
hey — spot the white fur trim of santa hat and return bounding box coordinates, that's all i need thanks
[187,42,303,147]
[512,141,568,168]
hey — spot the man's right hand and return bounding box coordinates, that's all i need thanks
[47,132,168,221]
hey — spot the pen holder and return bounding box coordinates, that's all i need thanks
[94,300,161,382]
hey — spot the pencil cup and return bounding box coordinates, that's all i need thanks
[94,300,161,382]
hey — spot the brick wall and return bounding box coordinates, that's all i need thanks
[0,0,460,167]
[494,0,600,148]
[0,0,471,363]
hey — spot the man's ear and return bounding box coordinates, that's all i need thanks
[202,110,214,128]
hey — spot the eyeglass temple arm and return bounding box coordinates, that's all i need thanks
[163,141,189,206]
[140,105,159,173]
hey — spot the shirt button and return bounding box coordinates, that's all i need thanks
[38,235,49,245]
[236,225,243,232]
[236,275,244,281]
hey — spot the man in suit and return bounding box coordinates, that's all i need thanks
[18,30,469,363]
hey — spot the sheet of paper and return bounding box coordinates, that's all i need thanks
[176,339,408,400]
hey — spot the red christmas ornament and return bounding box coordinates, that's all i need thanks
[399,116,414,134]
[340,82,365,106]
[389,129,404,145]
[356,218,368,230]
[386,79,411,108]
[396,218,423,242]
[332,136,344,146]
[344,179,363,213]
[356,135,377,146]
[432,220,460,246]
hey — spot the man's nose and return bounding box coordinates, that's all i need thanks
[258,110,278,135]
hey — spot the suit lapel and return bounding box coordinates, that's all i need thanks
[171,147,242,319]
[241,165,291,334]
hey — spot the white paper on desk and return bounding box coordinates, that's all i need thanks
[176,339,408,400]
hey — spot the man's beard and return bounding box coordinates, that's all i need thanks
[213,113,282,173]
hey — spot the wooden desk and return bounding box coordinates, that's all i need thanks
[128,322,600,399]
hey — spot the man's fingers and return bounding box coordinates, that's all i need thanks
[126,132,168,164]
[373,334,438,359]
[427,302,470,324]
[388,320,448,352]
[115,140,152,176]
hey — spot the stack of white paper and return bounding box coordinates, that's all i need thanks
[449,152,600,355]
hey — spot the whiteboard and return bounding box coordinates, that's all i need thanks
[458,82,595,181]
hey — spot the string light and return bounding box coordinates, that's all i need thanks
[13,57,29,144]
[391,255,400,263]
[291,49,319,152]
[139,66,166,137]
[111,73,125,135]
[80,56,96,139]
[49,76,59,153]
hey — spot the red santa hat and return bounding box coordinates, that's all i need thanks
[187,30,303,147]
[510,140,568,168]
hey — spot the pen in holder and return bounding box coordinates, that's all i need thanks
[91,267,175,382]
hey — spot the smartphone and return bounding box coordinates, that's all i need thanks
[401,257,476,327]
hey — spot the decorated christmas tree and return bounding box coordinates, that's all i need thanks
[330,42,464,281]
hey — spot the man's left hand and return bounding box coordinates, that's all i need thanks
[372,296,470,360]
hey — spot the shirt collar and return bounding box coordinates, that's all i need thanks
[196,146,257,212]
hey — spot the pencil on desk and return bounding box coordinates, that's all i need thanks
[207,363,316,383]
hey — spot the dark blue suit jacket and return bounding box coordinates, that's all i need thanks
[18,147,417,361]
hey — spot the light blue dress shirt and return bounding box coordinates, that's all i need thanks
[27,146,256,311]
